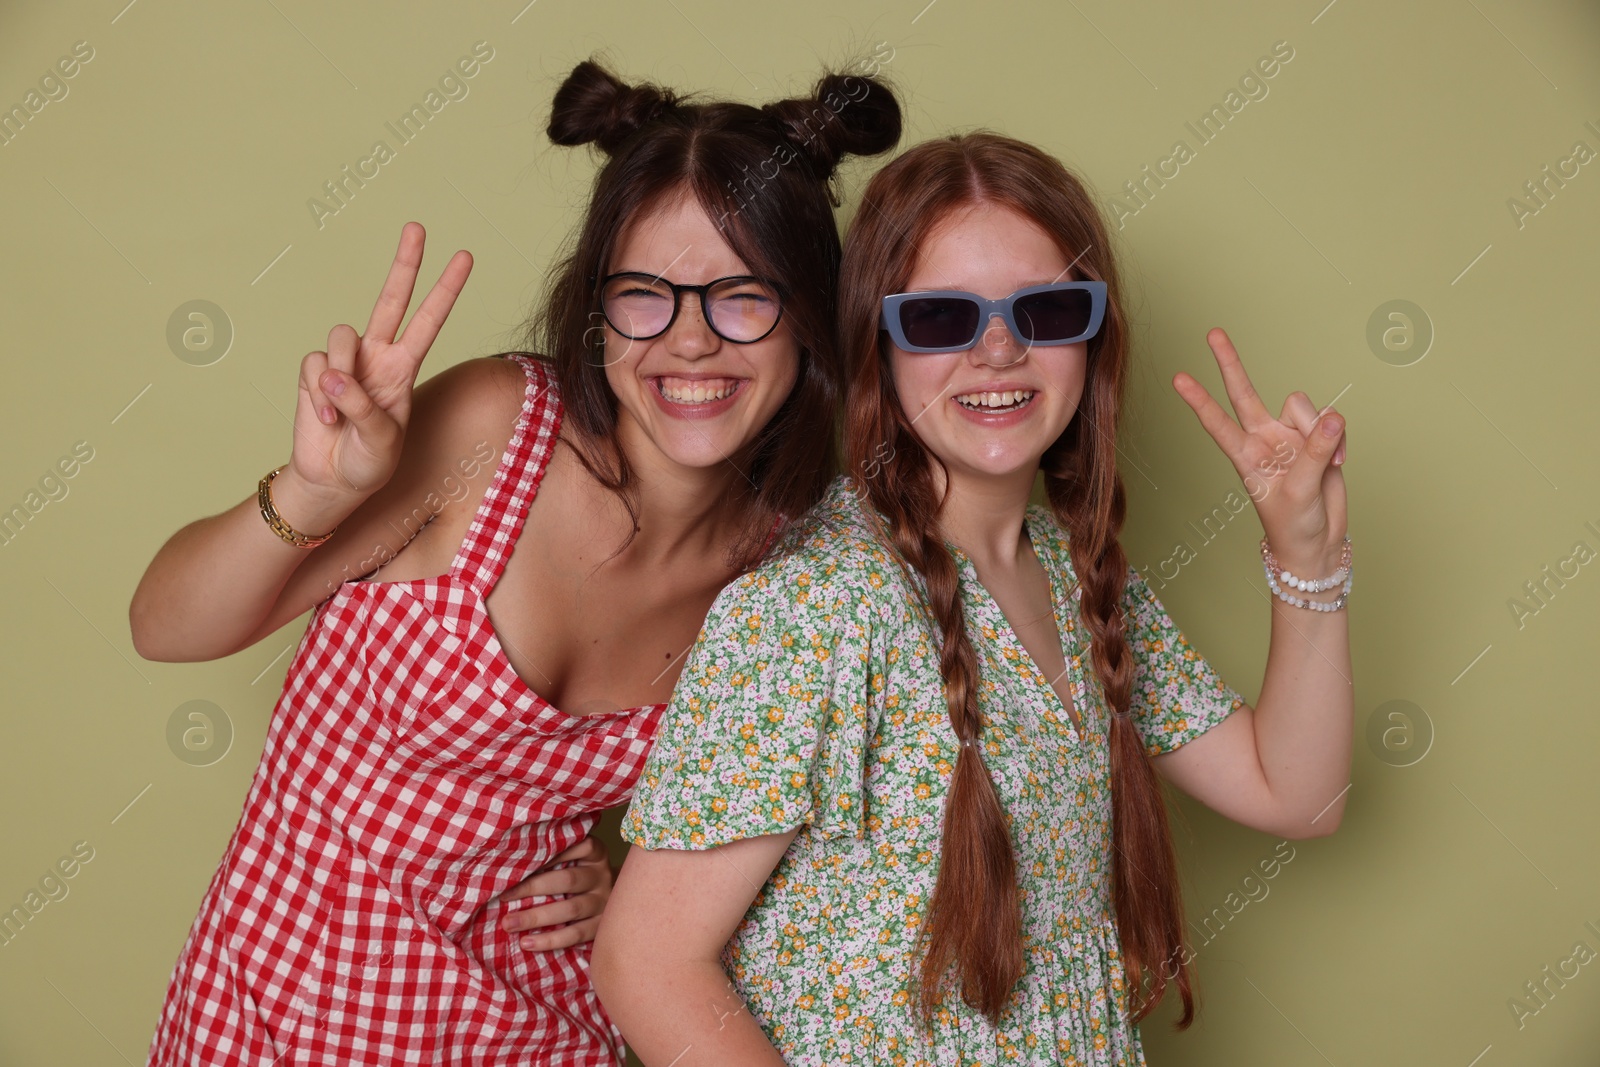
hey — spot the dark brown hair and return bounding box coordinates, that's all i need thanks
[840,132,1197,1028]
[505,58,900,568]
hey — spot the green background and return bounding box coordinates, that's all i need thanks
[3,0,1598,1063]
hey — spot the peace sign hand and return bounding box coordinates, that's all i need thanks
[1171,327,1349,577]
[288,221,473,509]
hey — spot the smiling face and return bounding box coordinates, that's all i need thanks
[888,201,1088,487]
[601,191,800,474]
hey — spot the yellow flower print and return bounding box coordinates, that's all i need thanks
[710,796,727,813]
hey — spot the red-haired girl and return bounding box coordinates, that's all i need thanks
[597,132,1352,1065]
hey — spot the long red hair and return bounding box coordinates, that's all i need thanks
[840,132,1197,1028]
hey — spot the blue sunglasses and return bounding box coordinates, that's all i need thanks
[880,281,1108,354]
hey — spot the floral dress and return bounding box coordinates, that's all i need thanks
[622,477,1247,1066]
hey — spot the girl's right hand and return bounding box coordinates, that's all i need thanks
[289,222,473,512]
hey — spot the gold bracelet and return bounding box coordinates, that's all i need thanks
[258,464,339,549]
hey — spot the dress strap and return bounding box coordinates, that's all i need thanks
[449,354,562,597]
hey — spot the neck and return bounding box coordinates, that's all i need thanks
[599,414,751,562]
[933,462,1040,573]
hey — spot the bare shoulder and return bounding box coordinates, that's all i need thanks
[411,353,534,457]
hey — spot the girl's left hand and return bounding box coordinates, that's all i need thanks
[1171,327,1349,576]
[496,834,615,951]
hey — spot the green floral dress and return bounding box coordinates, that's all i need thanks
[622,477,1246,1066]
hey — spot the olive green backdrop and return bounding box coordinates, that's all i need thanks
[3,0,1597,1063]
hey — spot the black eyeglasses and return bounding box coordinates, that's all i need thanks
[879,281,1108,354]
[599,272,785,344]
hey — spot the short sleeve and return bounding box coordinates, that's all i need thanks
[622,557,880,850]
[1122,565,1247,756]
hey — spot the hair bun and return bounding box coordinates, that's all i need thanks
[762,70,902,182]
[548,59,679,155]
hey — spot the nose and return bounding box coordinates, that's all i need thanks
[663,290,719,359]
[969,313,1027,368]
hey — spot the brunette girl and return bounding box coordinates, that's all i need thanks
[596,132,1353,1065]
[130,60,899,1064]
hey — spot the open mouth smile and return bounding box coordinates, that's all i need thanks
[953,389,1036,413]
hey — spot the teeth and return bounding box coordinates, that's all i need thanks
[658,378,739,403]
[954,389,1036,410]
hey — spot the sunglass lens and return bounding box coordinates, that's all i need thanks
[1014,288,1094,344]
[899,297,980,350]
[601,276,675,339]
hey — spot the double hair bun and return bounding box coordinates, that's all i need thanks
[547,58,900,181]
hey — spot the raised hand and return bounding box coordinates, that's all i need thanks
[496,834,616,951]
[1171,327,1348,577]
[288,222,473,507]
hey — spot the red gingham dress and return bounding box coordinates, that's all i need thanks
[147,354,666,1065]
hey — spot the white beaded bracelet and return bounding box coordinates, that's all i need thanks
[1260,536,1353,612]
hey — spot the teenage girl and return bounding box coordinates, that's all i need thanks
[129,60,900,1065]
[595,132,1352,1065]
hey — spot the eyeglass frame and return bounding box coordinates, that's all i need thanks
[597,271,787,345]
[878,280,1109,354]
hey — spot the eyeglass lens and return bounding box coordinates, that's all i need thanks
[601,275,780,343]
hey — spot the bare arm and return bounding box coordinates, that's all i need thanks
[592,831,797,1067]
[1156,327,1353,839]
[128,224,522,662]
[1154,598,1352,839]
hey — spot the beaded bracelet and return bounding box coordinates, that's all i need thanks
[258,464,339,549]
[1260,535,1353,612]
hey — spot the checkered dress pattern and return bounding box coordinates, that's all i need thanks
[147,354,666,1065]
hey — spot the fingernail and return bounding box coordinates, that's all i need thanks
[1334,445,1345,464]
[325,374,345,396]
[321,405,335,424]
[1322,418,1341,438]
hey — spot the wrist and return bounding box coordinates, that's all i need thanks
[1262,535,1345,581]
[265,465,363,540]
